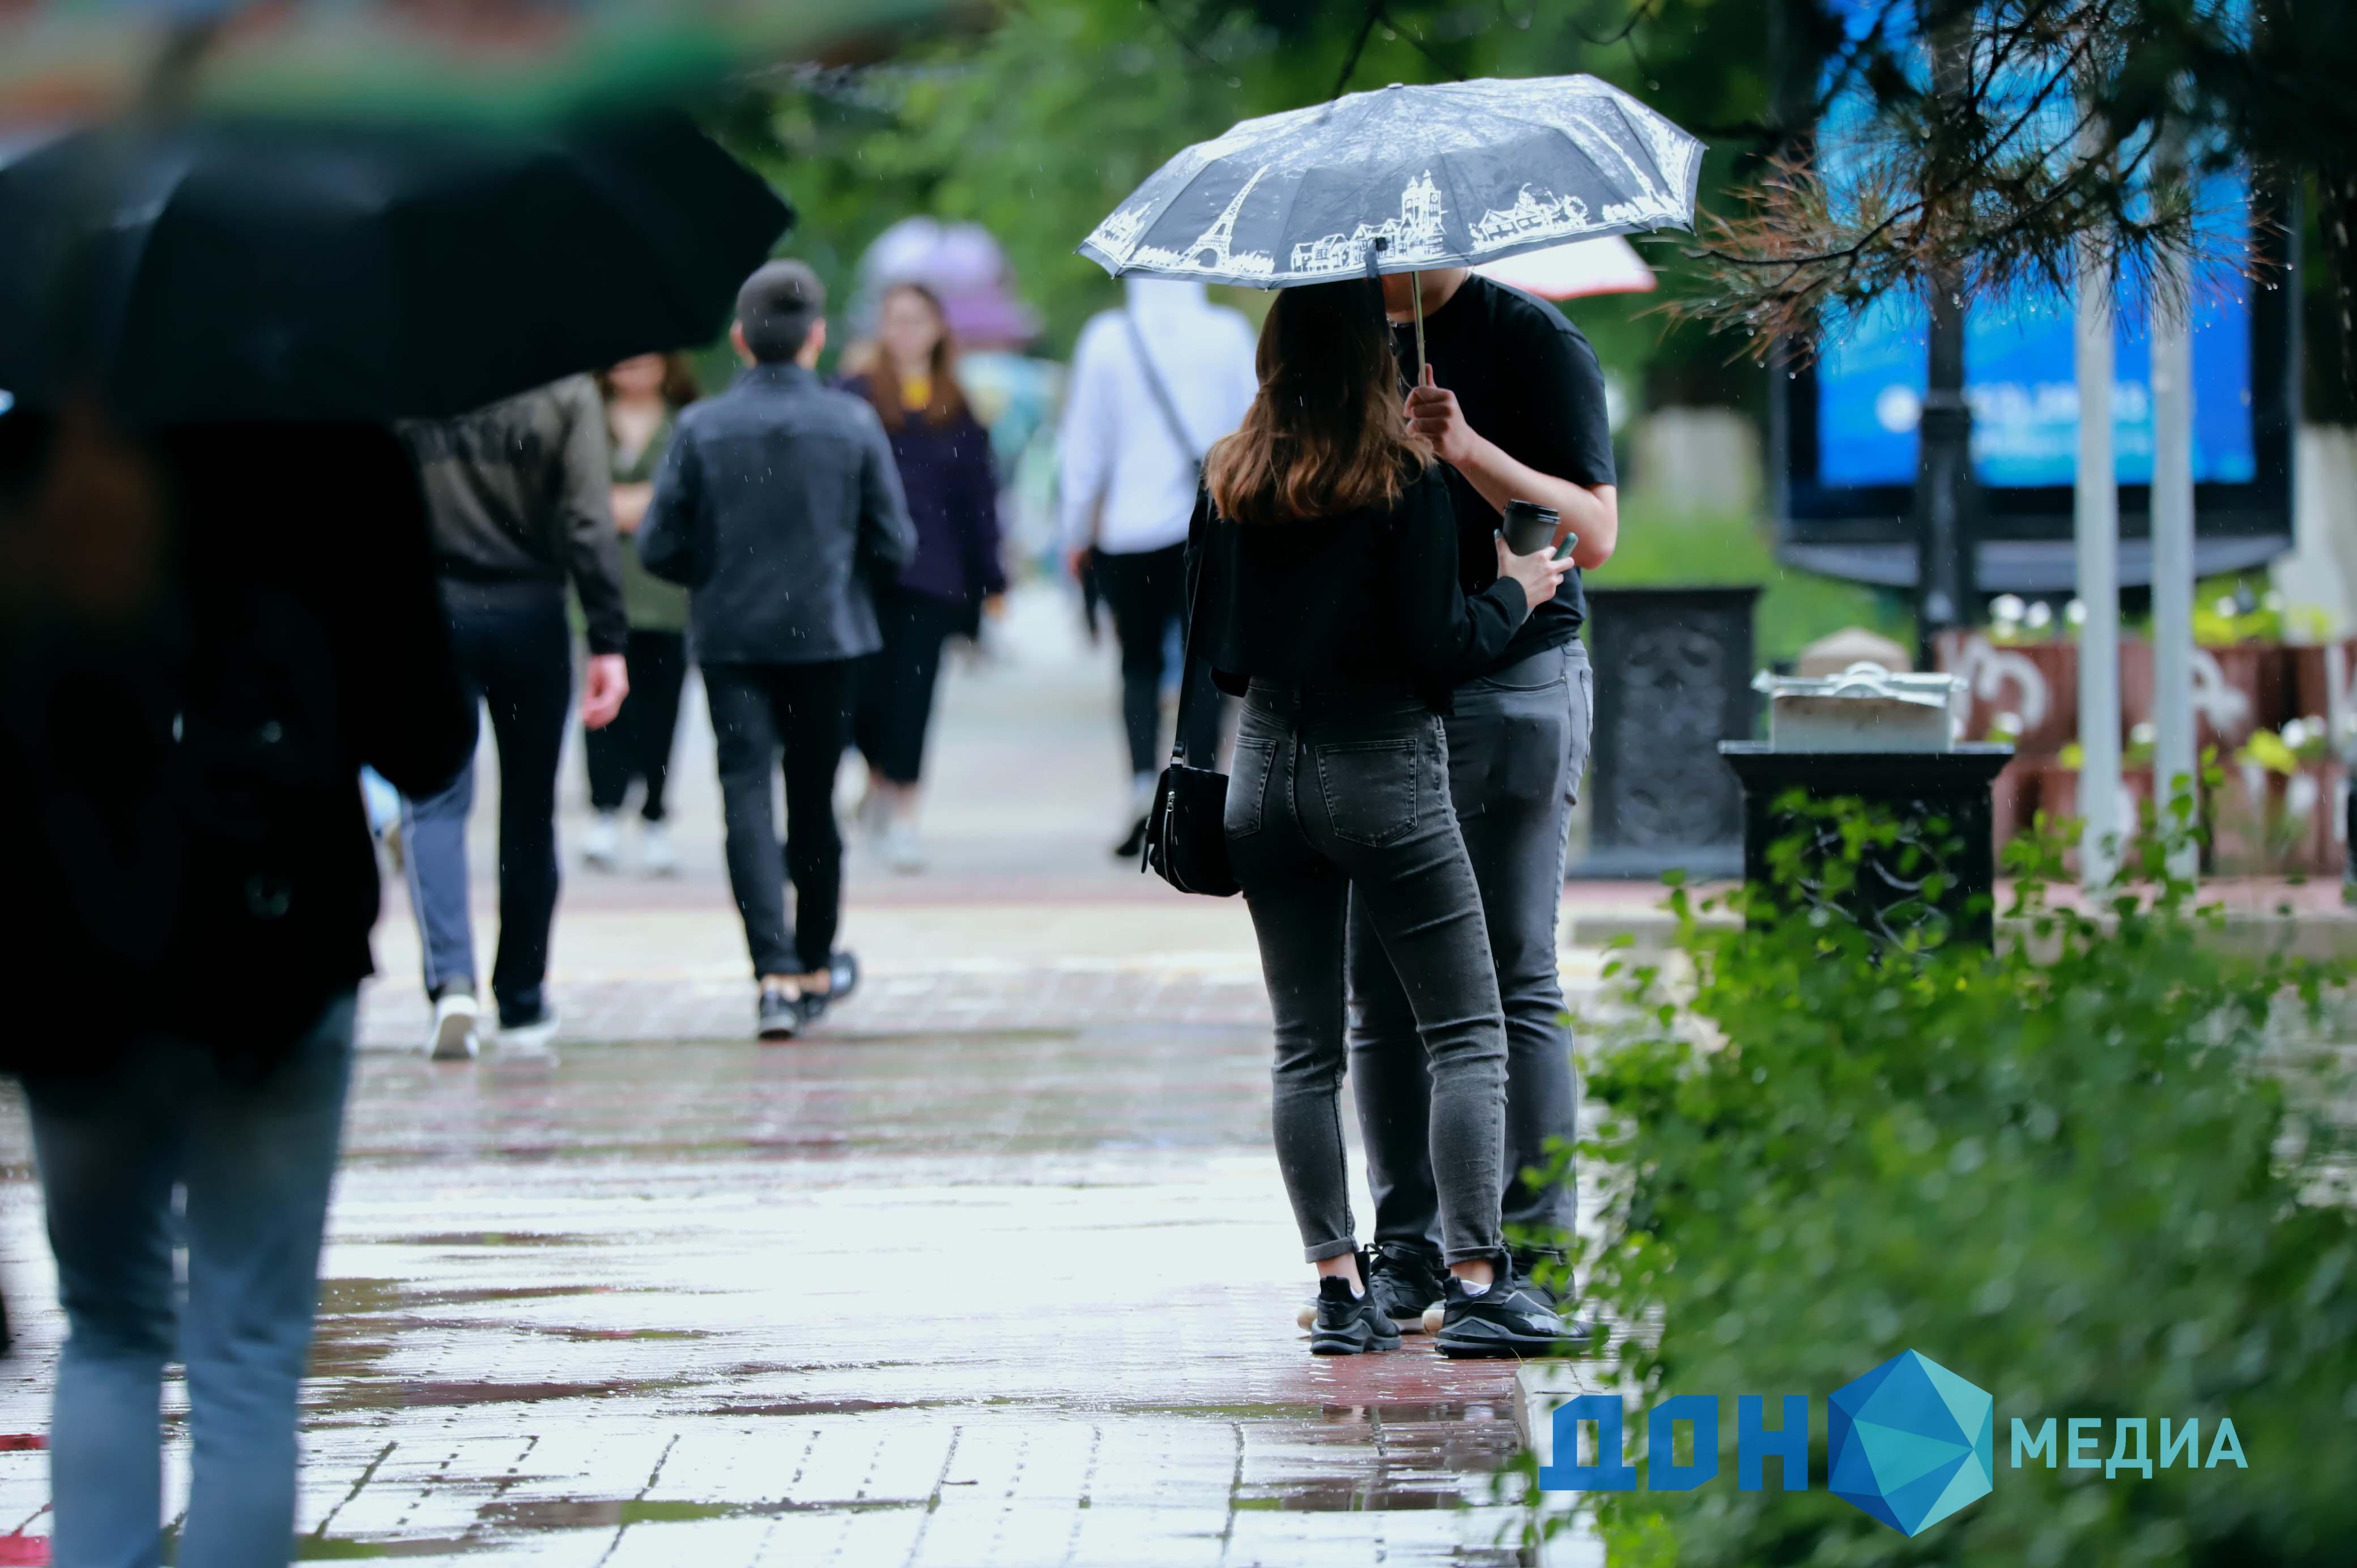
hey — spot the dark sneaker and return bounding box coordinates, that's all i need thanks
[796,951,861,1028]
[757,987,799,1042]
[1435,1271,1581,1360]
[1308,1276,1401,1356]
[1508,1252,1602,1343]
[1367,1246,1449,1333]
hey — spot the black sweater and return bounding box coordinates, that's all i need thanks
[1190,465,1530,709]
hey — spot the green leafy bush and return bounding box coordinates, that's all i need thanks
[1537,804,2357,1567]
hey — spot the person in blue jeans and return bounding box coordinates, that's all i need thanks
[398,375,631,1060]
[0,417,472,1567]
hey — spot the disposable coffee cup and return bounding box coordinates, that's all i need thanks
[1500,500,1559,556]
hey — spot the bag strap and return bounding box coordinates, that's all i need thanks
[1170,491,1214,768]
[1124,312,1202,472]
[1127,310,1217,770]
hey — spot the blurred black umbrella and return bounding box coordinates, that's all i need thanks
[0,111,792,423]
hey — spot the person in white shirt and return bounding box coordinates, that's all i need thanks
[1059,277,1258,855]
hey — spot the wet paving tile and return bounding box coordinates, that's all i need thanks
[0,1022,1559,1565]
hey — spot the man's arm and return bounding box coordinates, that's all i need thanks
[556,380,630,654]
[552,379,628,729]
[1406,364,1618,568]
[1057,321,1115,569]
[636,427,707,587]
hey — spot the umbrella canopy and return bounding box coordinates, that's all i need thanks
[0,112,792,423]
[0,0,948,127]
[1473,234,1656,300]
[1079,75,1703,289]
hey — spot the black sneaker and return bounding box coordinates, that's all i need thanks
[1308,1276,1401,1356]
[1367,1246,1449,1333]
[757,986,799,1042]
[1435,1269,1581,1360]
[1508,1252,1603,1342]
[796,951,860,1027]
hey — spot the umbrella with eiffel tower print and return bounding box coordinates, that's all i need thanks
[1079,75,1703,369]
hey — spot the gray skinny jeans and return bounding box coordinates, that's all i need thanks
[1225,684,1509,1266]
[1347,641,1592,1263]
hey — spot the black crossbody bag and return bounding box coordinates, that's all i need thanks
[1126,316,1239,898]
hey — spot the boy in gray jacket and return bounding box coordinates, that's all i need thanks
[642,260,916,1039]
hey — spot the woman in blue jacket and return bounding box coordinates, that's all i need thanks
[844,282,1006,872]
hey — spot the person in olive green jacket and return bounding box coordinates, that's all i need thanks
[582,353,697,876]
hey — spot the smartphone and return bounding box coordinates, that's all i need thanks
[1552,532,1580,563]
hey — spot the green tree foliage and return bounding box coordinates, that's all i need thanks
[1533,804,2357,1564]
[715,0,1785,374]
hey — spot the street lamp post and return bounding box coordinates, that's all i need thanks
[2151,262,2198,884]
[2076,202,2123,892]
[1912,3,1979,664]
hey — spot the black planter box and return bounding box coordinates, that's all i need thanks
[1718,742,2015,947]
[1577,586,1761,880]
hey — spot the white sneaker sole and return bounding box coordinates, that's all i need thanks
[428,1006,479,1062]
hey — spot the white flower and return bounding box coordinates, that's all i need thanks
[2283,718,2311,749]
[1990,594,2026,624]
[2064,599,2087,628]
[2130,721,2156,747]
[2025,602,2054,630]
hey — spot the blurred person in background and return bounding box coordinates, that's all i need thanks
[581,353,699,879]
[1,406,471,1566]
[1058,276,1257,857]
[642,261,917,1041]
[399,377,628,1061]
[843,282,1006,873]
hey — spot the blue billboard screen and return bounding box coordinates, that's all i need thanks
[1816,212,2258,491]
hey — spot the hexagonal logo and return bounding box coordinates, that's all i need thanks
[1828,1350,1994,1536]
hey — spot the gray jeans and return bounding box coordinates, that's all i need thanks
[1226,684,1509,1266]
[1347,641,1592,1262]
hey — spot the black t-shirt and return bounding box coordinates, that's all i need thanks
[1393,276,1615,674]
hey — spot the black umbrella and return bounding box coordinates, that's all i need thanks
[0,111,791,423]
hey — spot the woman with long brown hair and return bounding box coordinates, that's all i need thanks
[1192,277,1573,1357]
[582,351,698,876]
[842,282,1005,872]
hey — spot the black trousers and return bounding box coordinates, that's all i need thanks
[584,628,688,822]
[704,660,853,978]
[403,582,571,1022]
[852,584,965,786]
[1093,543,1222,774]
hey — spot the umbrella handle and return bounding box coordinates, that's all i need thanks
[1409,269,1427,383]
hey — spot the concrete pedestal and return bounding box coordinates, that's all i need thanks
[1718,742,2015,947]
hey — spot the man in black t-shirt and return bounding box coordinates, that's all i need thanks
[1338,268,1618,1349]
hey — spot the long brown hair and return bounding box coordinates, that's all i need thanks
[1203,279,1429,526]
[594,352,700,411]
[863,281,969,431]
